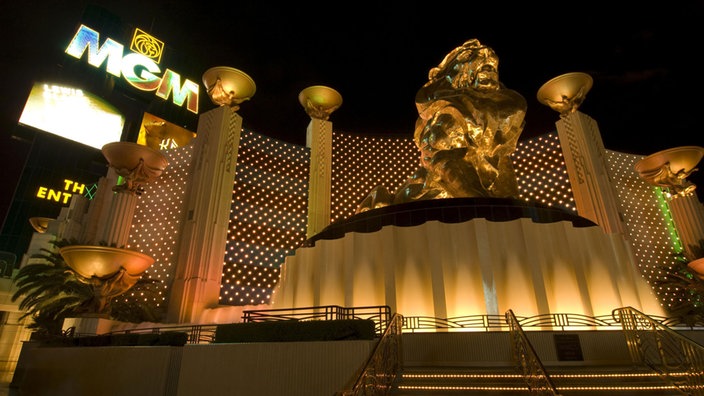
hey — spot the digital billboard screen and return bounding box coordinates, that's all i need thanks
[18,82,125,150]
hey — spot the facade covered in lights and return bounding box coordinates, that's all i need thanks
[5,9,704,396]
[6,78,704,395]
[108,101,698,324]
[122,117,578,314]
[3,5,703,330]
[8,95,701,328]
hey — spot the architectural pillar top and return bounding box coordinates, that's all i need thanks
[635,146,704,197]
[202,66,256,111]
[537,72,593,115]
[298,85,342,121]
[102,141,169,195]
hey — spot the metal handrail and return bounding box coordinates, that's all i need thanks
[403,314,506,331]
[401,311,698,332]
[614,306,704,395]
[506,309,562,395]
[335,313,403,396]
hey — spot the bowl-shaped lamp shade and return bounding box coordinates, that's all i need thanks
[102,142,168,181]
[202,67,256,107]
[29,217,52,233]
[537,72,593,115]
[688,257,704,280]
[634,146,704,195]
[298,85,343,120]
[59,245,155,279]
[635,146,704,178]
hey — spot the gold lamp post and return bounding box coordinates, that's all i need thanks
[298,85,342,238]
[536,71,631,235]
[56,141,169,314]
[635,146,704,277]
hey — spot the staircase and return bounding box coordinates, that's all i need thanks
[387,331,694,395]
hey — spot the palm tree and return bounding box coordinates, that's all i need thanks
[11,239,162,338]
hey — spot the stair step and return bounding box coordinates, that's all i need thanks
[393,366,526,395]
[390,365,684,395]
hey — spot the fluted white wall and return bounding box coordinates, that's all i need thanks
[273,218,665,320]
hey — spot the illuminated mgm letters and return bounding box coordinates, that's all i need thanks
[65,25,199,114]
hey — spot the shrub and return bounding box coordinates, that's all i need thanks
[214,319,376,343]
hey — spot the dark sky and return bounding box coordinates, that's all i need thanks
[2,1,704,209]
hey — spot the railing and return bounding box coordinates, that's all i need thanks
[403,314,507,331]
[105,324,218,344]
[614,306,704,395]
[336,313,403,396]
[403,312,623,332]
[242,305,392,337]
[401,311,702,332]
[506,309,562,396]
[99,307,703,345]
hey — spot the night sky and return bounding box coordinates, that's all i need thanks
[2,1,704,219]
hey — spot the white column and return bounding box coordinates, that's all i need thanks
[80,170,119,245]
[167,105,242,323]
[668,193,704,255]
[556,111,627,234]
[305,119,333,239]
[99,191,137,247]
